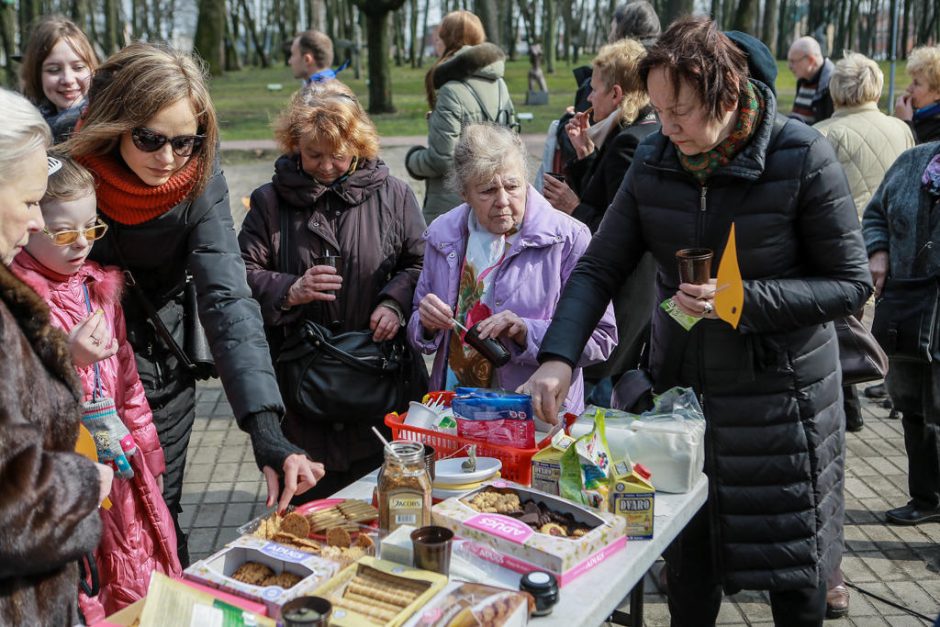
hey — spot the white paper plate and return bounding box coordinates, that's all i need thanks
[434,456,502,485]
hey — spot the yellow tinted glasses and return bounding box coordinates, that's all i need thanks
[42,220,109,246]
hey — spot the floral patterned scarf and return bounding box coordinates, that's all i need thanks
[922,153,940,198]
[678,82,763,185]
[446,212,518,389]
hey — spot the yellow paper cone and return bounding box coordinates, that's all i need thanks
[715,223,744,329]
[76,424,111,510]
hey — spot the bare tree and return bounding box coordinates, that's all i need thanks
[762,0,778,52]
[542,0,557,73]
[352,0,407,114]
[195,0,226,74]
[1,1,17,87]
[408,0,419,67]
[475,0,501,47]
[103,0,121,55]
[238,0,271,67]
[732,0,758,33]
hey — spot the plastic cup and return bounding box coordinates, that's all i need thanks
[423,444,436,482]
[411,525,454,575]
[281,595,332,626]
[676,248,713,285]
[314,255,343,270]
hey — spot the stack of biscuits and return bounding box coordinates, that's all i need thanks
[230,562,303,589]
[251,506,377,567]
[328,565,430,625]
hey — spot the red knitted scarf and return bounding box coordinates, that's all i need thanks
[77,153,200,225]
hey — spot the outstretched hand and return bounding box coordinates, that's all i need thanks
[263,454,325,514]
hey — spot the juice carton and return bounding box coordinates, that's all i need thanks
[531,431,574,494]
[609,461,655,540]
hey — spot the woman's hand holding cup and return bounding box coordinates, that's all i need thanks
[286,265,343,306]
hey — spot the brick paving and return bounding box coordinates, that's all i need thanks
[184,380,940,625]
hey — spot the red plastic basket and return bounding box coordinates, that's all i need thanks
[384,393,575,485]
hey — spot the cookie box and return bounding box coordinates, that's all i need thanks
[183,535,338,617]
[313,556,447,627]
[431,482,627,587]
[403,581,530,627]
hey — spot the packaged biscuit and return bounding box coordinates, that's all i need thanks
[531,431,574,495]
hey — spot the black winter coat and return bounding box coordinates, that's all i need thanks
[239,156,426,471]
[540,82,872,591]
[89,168,292,495]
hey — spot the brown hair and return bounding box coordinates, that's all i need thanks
[425,11,486,108]
[20,15,98,109]
[593,39,650,124]
[273,82,379,160]
[61,42,218,196]
[42,152,95,203]
[295,30,334,70]
[639,16,747,122]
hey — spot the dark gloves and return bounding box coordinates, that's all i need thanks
[242,410,306,473]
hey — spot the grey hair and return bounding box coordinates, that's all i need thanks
[829,52,883,108]
[610,1,661,46]
[0,88,51,186]
[448,123,529,196]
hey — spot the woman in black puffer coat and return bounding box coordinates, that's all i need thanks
[522,18,871,625]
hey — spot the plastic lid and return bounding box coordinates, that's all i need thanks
[634,463,652,480]
[521,570,557,591]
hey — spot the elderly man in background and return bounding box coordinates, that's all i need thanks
[288,29,342,85]
[788,36,834,124]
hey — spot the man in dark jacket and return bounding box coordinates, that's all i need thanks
[788,36,835,124]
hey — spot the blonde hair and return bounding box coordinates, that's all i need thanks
[593,38,650,124]
[425,11,487,108]
[20,15,98,109]
[61,42,218,196]
[448,123,528,195]
[273,82,379,159]
[0,88,52,186]
[829,52,883,108]
[907,46,940,93]
[42,152,95,203]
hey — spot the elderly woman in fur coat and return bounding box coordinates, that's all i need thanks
[0,89,109,625]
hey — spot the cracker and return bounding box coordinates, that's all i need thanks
[356,533,375,550]
[264,571,302,589]
[280,512,311,538]
[326,526,352,548]
[231,562,274,586]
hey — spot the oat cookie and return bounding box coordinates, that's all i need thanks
[231,562,274,586]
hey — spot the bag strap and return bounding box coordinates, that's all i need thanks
[80,281,105,400]
[108,225,196,372]
[459,80,517,131]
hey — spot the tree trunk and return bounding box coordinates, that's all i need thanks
[419,0,430,67]
[19,0,41,44]
[665,0,694,26]
[761,0,777,53]
[732,0,758,33]
[473,0,500,47]
[0,1,17,88]
[408,0,418,67]
[393,8,404,66]
[517,0,537,47]
[542,0,557,74]
[103,0,120,55]
[238,0,270,67]
[72,0,87,32]
[195,0,226,75]
[355,1,406,114]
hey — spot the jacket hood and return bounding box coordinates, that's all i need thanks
[725,30,777,96]
[425,185,586,250]
[433,43,506,89]
[12,251,125,306]
[272,154,390,208]
[640,79,779,182]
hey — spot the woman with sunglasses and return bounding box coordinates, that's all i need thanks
[12,154,181,621]
[62,43,323,566]
[0,88,108,625]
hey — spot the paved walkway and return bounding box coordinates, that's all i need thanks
[184,381,939,625]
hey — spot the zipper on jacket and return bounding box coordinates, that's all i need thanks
[698,185,708,246]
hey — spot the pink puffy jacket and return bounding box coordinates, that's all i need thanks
[12,252,181,622]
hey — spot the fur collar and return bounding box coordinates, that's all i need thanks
[433,43,506,89]
[0,263,81,400]
[12,251,125,307]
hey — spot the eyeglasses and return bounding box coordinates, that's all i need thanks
[787,55,808,67]
[131,127,206,157]
[42,220,109,246]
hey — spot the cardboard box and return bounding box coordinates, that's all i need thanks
[403,581,530,627]
[314,556,447,626]
[530,432,574,496]
[432,482,627,587]
[609,461,655,540]
[183,535,338,617]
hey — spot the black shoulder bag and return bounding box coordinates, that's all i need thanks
[272,195,427,423]
[871,198,940,363]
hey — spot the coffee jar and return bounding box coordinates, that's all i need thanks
[377,441,432,532]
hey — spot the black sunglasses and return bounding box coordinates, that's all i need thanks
[131,127,206,157]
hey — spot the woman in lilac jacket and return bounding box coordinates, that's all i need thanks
[408,123,616,415]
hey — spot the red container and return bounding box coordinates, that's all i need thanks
[385,393,575,485]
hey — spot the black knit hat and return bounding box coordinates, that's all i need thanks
[724,30,777,96]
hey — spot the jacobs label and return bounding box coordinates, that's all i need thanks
[388,489,426,531]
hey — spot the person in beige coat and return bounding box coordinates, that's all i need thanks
[813,51,914,619]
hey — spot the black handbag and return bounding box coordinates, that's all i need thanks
[277,319,423,421]
[872,276,940,363]
[835,315,888,384]
[183,275,217,380]
[271,194,428,423]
